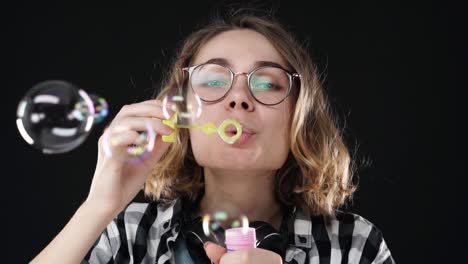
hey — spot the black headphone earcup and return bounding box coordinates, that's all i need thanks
[184,231,211,263]
[250,221,288,257]
[184,217,225,263]
[183,218,288,262]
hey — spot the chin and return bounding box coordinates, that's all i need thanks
[204,157,258,169]
[191,140,287,170]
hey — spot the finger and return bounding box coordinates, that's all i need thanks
[204,242,227,264]
[99,130,141,159]
[110,117,174,136]
[142,100,177,119]
[114,101,174,120]
[143,99,171,106]
[107,130,141,148]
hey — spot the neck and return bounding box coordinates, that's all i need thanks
[198,168,283,230]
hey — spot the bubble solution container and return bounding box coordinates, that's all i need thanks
[225,227,256,252]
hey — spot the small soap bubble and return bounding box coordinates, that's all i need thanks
[202,204,249,246]
[16,80,95,154]
[101,120,156,165]
[162,86,202,125]
[91,95,109,124]
[74,93,109,125]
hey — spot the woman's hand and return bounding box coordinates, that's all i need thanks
[204,241,283,264]
[30,99,175,264]
[85,99,174,216]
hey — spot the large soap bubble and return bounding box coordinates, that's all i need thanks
[16,80,107,154]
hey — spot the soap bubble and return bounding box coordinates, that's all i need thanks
[74,93,108,125]
[101,121,156,165]
[16,80,97,154]
[16,80,109,154]
[162,86,202,125]
[202,204,249,246]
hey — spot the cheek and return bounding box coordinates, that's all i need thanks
[271,102,291,139]
[188,128,216,166]
[268,107,292,158]
[266,120,290,153]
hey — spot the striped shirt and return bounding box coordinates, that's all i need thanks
[83,197,395,263]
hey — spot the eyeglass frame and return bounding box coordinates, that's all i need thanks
[182,63,301,106]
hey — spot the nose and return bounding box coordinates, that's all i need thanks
[224,73,255,111]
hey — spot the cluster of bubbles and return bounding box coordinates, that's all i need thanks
[16,78,241,166]
[16,80,108,154]
[16,80,204,164]
[100,86,203,164]
[16,81,255,250]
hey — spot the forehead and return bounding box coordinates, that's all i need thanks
[192,29,289,70]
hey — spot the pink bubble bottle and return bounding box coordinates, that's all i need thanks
[225,227,256,252]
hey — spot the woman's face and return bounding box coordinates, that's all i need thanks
[187,29,293,172]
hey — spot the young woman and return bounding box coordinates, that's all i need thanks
[31,10,395,264]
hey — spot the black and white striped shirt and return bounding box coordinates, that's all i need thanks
[83,197,395,263]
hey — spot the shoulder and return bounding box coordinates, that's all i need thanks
[293,208,382,237]
[93,199,180,248]
[115,199,179,231]
[333,211,395,263]
[288,209,395,263]
[83,199,182,263]
[332,210,383,236]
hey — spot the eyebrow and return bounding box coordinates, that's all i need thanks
[203,58,289,71]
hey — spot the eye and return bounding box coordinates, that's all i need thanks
[252,82,276,90]
[251,76,278,91]
[202,80,229,87]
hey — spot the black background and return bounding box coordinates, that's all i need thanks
[3,0,459,263]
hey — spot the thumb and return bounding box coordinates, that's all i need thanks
[204,241,227,264]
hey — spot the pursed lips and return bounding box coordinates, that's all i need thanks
[225,124,255,135]
[224,123,256,145]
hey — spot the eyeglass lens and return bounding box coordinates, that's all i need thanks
[190,64,290,105]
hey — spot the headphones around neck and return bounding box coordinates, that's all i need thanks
[177,192,294,263]
[183,213,290,263]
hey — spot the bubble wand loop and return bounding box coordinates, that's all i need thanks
[161,113,243,144]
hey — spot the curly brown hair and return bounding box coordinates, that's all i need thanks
[145,10,356,216]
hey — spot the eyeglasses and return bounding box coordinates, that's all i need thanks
[182,63,300,106]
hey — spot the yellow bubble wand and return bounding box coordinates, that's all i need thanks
[161,113,242,144]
